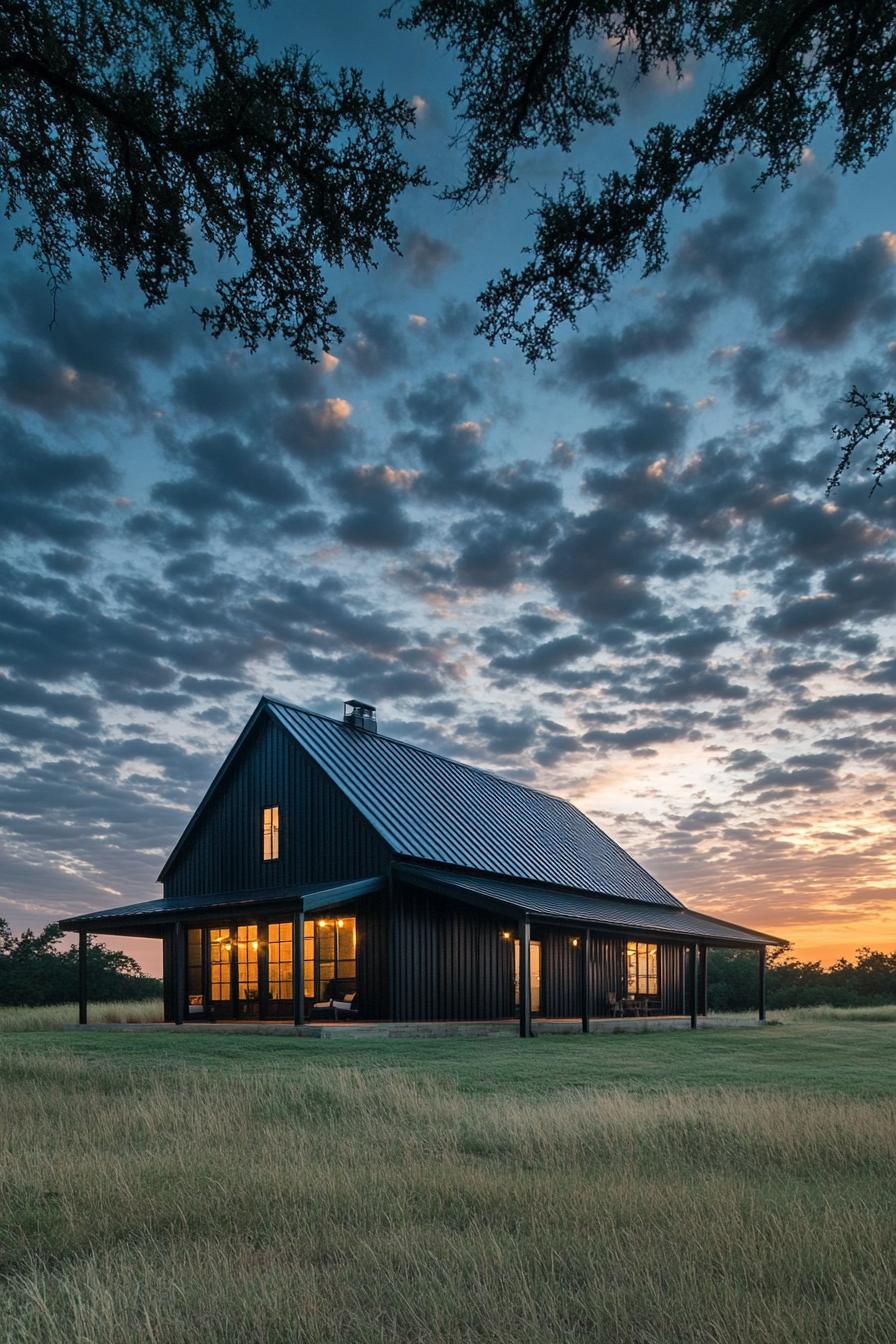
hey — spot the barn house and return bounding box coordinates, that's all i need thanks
[63,697,783,1033]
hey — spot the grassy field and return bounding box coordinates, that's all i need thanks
[0,1011,894,1343]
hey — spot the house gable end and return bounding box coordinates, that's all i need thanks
[161,707,392,898]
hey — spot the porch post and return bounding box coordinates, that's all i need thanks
[518,914,532,1038]
[698,943,708,1016]
[387,866,398,1022]
[173,921,185,1026]
[292,899,305,1027]
[78,931,88,1025]
[689,942,698,1029]
[758,945,767,1022]
[580,929,591,1033]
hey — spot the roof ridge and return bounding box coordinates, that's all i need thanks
[262,694,577,811]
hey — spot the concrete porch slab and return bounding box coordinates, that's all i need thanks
[65,1014,769,1039]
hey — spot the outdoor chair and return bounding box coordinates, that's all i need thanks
[608,991,624,1017]
[311,979,358,1021]
[332,991,358,1019]
[311,979,338,1018]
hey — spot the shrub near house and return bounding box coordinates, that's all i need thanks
[0,920,161,1006]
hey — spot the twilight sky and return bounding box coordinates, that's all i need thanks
[2,2,896,974]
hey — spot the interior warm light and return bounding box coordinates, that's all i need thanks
[318,919,328,928]
[251,940,258,951]
[224,942,232,951]
[337,919,344,928]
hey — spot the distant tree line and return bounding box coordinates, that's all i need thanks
[708,947,896,1013]
[0,921,161,1006]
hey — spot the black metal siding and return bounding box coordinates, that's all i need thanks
[163,717,391,899]
[390,880,514,1021]
[356,897,390,1020]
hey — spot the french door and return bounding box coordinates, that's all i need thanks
[184,917,357,1019]
[208,924,262,1018]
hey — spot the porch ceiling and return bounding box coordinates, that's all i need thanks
[58,875,386,935]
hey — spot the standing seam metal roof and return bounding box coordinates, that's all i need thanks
[395,864,784,947]
[266,698,682,907]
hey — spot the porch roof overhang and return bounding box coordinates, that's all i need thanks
[396,863,786,948]
[59,875,386,937]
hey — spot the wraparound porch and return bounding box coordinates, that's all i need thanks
[61,867,775,1035]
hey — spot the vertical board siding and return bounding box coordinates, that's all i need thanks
[163,718,391,899]
[659,942,686,1015]
[391,881,514,1021]
[356,898,390,1020]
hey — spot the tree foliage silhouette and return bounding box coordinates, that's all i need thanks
[0,0,423,359]
[395,0,896,486]
[2,1,894,482]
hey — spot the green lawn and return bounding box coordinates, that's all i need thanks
[5,1014,896,1095]
[1,1015,894,1343]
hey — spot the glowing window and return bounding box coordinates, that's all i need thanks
[210,928,231,1003]
[262,806,280,861]
[626,942,658,997]
[236,924,259,1003]
[267,921,293,1001]
[513,939,542,1014]
[305,916,356,1000]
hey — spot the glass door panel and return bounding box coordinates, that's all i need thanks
[267,921,293,1014]
[187,928,204,1014]
[514,939,542,1014]
[236,924,259,1016]
[303,921,315,1000]
[210,928,232,1011]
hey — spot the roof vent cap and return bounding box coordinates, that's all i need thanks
[343,699,377,733]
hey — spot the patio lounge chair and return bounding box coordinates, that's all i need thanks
[312,979,358,1021]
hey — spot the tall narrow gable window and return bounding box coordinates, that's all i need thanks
[262,806,280,862]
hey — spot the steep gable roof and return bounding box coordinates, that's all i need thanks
[158,696,677,907]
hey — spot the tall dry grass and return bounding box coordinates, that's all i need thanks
[0,999,163,1032]
[0,1046,894,1344]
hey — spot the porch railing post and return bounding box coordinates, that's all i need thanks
[292,899,305,1028]
[689,942,698,1029]
[173,921,185,1026]
[580,929,591,1033]
[758,945,767,1022]
[78,930,88,1025]
[518,914,532,1038]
